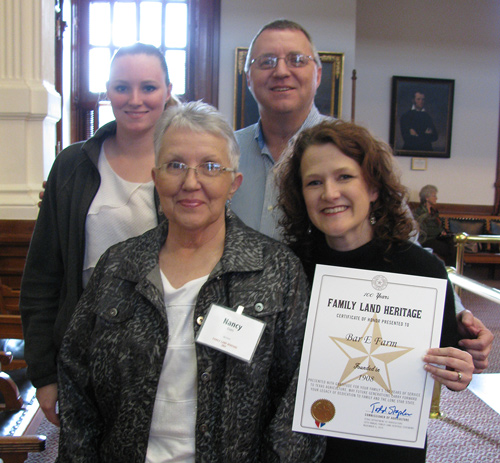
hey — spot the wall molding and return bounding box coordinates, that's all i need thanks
[409,203,496,216]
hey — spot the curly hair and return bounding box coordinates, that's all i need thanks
[277,120,414,260]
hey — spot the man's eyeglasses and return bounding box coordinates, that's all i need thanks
[156,161,235,178]
[249,53,316,70]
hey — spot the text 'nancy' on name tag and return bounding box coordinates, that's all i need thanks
[195,303,266,363]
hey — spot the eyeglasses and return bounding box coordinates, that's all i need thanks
[156,161,235,178]
[249,53,316,70]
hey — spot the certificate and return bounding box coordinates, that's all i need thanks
[293,264,447,448]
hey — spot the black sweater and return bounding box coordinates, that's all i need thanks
[303,237,459,463]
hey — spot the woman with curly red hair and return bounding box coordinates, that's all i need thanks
[277,120,473,462]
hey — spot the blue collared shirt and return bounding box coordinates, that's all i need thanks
[232,106,330,241]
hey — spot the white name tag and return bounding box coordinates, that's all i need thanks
[195,304,266,363]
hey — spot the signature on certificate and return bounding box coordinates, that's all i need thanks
[369,402,413,419]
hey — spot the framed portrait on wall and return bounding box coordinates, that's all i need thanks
[233,47,344,130]
[389,76,454,158]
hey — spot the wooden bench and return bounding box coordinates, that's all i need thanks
[436,213,500,278]
[0,281,26,371]
[0,221,45,462]
[0,219,34,367]
[0,366,46,463]
[0,283,23,343]
[0,295,45,463]
[439,213,500,263]
[0,220,35,291]
[439,213,500,237]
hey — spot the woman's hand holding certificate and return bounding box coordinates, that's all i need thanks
[423,346,473,391]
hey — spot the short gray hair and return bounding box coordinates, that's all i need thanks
[419,184,438,203]
[154,101,241,170]
[244,19,322,73]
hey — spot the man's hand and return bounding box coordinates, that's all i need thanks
[409,128,418,137]
[36,383,60,426]
[37,180,47,208]
[457,310,494,373]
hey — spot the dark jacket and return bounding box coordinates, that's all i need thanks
[400,110,438,151]
[57,214,324,463]
[19,121,161,388]
[413,203,444,243]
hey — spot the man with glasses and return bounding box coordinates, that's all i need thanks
[232,18,493,376]
[232,19,327,240]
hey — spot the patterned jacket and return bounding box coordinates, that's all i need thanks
[57,213,325,462]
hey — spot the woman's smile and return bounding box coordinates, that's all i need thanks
[125,110,149,118]
[301,143,378,251]
[178,198,205,208]
[321,205,348,214]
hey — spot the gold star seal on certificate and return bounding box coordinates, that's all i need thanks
[330,314,413,394]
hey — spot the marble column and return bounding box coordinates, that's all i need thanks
[0,0,61,219]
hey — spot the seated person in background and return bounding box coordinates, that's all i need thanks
[57,101,323,462]
[413,184,455,266]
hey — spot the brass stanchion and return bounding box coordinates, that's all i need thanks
[429,381,444,419]
[453,233,468,297]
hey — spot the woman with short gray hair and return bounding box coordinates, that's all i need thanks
[57,101,324,462]
[414,185,454,265]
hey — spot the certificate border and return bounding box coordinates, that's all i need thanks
[293,265,447,448]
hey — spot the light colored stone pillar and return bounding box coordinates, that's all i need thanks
[0,0,61,219]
